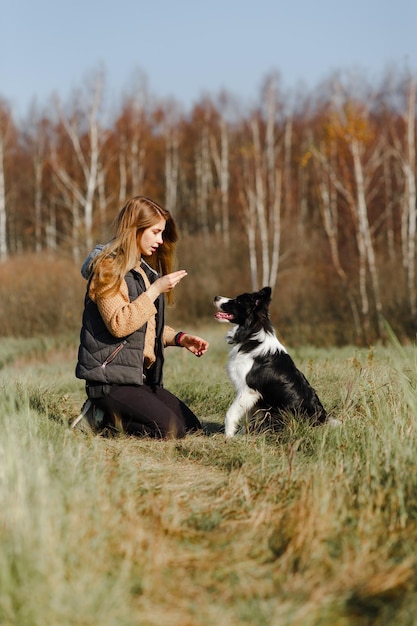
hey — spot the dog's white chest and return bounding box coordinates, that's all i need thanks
[227,347,254,391]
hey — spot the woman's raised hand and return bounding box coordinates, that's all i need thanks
[147,270,188,299]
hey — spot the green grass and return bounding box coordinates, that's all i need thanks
[1,326,417,625]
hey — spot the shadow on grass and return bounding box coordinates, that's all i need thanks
[201,420,224,435]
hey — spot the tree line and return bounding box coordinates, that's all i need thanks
[0,66,416,344]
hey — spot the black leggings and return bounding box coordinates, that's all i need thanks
[94,384,201,439]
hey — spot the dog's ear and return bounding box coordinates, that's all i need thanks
[261,286,272,299]
[255,286,272,306]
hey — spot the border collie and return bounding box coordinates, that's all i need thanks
[214,287,329,437]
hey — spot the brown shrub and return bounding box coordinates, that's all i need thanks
[0,253,85,337]
[1,236,415,346]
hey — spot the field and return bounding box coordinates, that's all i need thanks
[1,325,417,626]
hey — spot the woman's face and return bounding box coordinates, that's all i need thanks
[137,218,166,256]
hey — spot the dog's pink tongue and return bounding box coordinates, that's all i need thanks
[214,312,234,320]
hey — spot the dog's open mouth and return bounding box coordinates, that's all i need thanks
[214,311,235,321]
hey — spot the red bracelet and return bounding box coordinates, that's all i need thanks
[175,331,186,347]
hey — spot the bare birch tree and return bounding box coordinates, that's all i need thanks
[195,115,213,237]
[403,79,416,317]
[311,84,385,341]
[23,109,50,252]
[390,78,417,317]
[0,138,6,262]
[310,138,362,339]
[111,71,151,208]
[52,69,105,254]
[118,137,128,205]
[238,75,283,291]
[97,162,115,239]
[161,100,182,214]
[0,101,12,261]
[239,176,258,290]
[210,93,231,245]
[45,201,57,253]
[165,127,179,213]
[129,114,146,195]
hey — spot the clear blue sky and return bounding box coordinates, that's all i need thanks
[1,0,416,118]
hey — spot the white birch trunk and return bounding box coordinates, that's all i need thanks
[219,116,230,245]
[130,138,145,194]
[284,117,293,218]
[404,80,416,316]
[196,125,211,236]
[265,83,283,288]
[351,138,383,337]
[251,119,270,286]
[118,139,127,205]
[0,138,6,261]
[85,102,99,251]
[210,116,230,244]
[265,81,276,210]
[268,169,281,289]
[97,164,109,239]
[165,129,179,213]
[383,153,396,261]
[71,196,81,263]
[46,202,57,254]
[34,158,42,252]
[239,186,259,290]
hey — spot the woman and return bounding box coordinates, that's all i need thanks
[75,196,209,439]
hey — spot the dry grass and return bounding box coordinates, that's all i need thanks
[0,327,417,625]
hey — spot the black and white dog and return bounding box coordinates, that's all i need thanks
[214,287,329,437]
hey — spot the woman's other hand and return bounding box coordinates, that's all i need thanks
[180,334,209,357]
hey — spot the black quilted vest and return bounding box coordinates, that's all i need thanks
[75,261,165,388]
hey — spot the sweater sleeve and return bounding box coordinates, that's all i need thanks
[91,278,157,338]
[163,325,177,346]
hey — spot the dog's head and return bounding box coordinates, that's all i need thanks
[213,287,272,329]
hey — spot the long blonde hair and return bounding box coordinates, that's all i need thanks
[91,196,178,303]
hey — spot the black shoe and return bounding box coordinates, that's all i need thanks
[71,399,105,434]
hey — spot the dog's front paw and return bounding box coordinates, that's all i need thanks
[224,421,238,438]
[326,417,342,427]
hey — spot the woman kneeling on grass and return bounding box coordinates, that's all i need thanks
[75,195,209,439]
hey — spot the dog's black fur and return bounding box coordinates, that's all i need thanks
[214,287,327,436]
